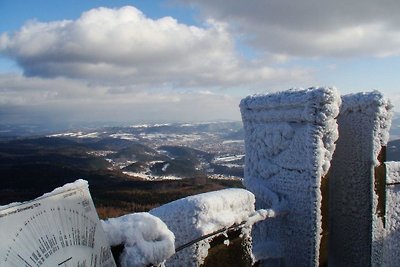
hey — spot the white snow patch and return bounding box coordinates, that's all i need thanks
[87,150,116,157]
[48,131,99,138]
[208,174,243,181]
[47,131,83,137]
[77,132,99,138]
[122,171,182,181]
[109,133,137,141]
[130,124,150,128]
[222,140,244,144]
[213,154,244,163]
[123,171,149,179]
[154,123,171,127]
[162,163,170,172]
[101,213,175,267]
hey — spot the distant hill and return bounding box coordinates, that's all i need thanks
[0,132,244,217]
[0,121,246,202]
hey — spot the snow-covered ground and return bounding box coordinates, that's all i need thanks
[109,133,138,141]
[87,150,116,156]
[122,171,183,181]
[208,174,242,181]
[48,131,101,138]
[213,154,244,163]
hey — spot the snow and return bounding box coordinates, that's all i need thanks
[150,188,257,266]
[162,163,170,172]
[207,174,242,181]
[47,131,100,138]
[77,132,99,138]
[384,162,400,266]
[109,133,137,141]
[328,91,393,266]
[339,91,393,165]
[122,171,182,181]
[240,87,341,266]
[101,213,175,267]
[213,154,244,163]
[222,140,244,144]
[129,123,171,128]
[130,124,150,128]
[47,131,84,137]
[87,150,116,156]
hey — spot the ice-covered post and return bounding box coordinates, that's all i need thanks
[328,92,393,266]
[240,87,341,266]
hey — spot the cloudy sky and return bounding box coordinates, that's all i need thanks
[1,0,399,129]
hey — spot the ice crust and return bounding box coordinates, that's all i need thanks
[150,188,257,266]
[328,91,393,266]
[384,162,400,266]
[101,213,175,267]
[240,87,341,266]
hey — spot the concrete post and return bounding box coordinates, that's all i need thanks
[328,92,393,267]
[240,87,341,266]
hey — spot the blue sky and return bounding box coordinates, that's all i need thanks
[1,0,399,127]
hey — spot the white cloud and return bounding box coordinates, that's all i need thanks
[0,5,324,125]
[0,73,242,125]
[183,0,400,58]
[0,6,309,88]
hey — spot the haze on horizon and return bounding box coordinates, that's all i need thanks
[1,0,400,128]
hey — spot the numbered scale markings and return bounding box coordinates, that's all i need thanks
[0,183,116,267]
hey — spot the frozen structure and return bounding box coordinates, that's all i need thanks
[384,162,400,266]
[240,87,341,266]
[102,188,272,267]
[150,188,268,266]
[328,92,393,266]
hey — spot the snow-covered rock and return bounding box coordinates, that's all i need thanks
[240,87,341,266]
[101,213,175,267]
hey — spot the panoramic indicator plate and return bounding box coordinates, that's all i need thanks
[0,182,116,267]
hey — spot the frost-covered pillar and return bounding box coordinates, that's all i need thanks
[240,87,341,266]
[383,161,400,266]
[328,92,393,267]
[384,162,400,266]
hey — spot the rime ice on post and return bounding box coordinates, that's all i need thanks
[240,87,341,266]
[328,92,393,266]
[384,162,400,266]
[150,188,256,266]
